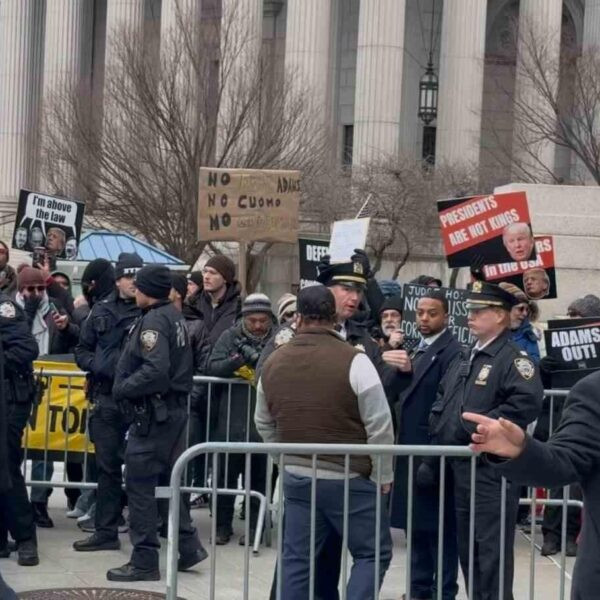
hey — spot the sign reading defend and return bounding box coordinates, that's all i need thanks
[198,167,301,243]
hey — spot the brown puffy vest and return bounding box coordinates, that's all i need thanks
[261,327,371,477]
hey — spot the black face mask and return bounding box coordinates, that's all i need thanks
[23,295,42,315]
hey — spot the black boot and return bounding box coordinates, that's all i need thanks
[178,545,208,571]
[32,502,54,528]
[106,562,160,582]
[17,539,39,566]
[0,541,17,559]
[73,534,120,552]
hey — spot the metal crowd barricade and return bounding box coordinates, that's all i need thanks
[22,375,581,599]
[159,441,580,600]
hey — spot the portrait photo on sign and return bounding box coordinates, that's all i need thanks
[482,236,557,300]
[437,191,536,268]
[11,189,85,260]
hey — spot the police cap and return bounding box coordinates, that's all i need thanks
[466,281,519,311]
[316,259,367,290]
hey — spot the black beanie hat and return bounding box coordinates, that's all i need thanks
[171,272,188,300]
[379,294,404,316]
[115,252,143,279]
[187,270,203,287]
[205,255,235,284]
[82,258,114,285]
[135,265,172,299]
[81,259,116,305]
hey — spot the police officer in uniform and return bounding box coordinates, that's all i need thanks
[107,265,206,582]
[73,254,143,551]
[428,282,543,600]
[0,291,40,566]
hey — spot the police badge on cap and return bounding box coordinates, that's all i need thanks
[316,259,368,290]
[466,281,519,311]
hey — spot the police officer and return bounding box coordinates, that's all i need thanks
[107,265,206,582]
[429,282,543,600]
[0,291,40,566]
[73,254,143,551]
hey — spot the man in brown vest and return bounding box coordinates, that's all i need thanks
[256,285,395,600]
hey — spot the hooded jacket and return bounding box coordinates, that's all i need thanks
[511,319,540,363]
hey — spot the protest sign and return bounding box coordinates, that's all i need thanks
[437,191,535,268]
[198,168,300,243]
[12,189,85,260]
[544,318,600,388]
[24,358,93,461]
[328,218,370,263]
[401,283,475,345]
[482,236,556,300]
[298,237,329,288]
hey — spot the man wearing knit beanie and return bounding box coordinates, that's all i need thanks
[81,259,116,307]
[206,291,274,546]
[107,265,207,581]
[73,257,141,552]
[185,254,241,345]
[276,293,297,325]
[498,282,540,363]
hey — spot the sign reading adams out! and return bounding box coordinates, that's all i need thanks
[544,317,600,388]
[198,168,301,243]
[401,283,475,345]
[12,189,85,260]
[437,191,535,268]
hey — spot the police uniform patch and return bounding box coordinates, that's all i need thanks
[274,327,295,348]
[514,357,534,380]
[475,364,492,385]
[0,301,16,319]
[140,330,158,352]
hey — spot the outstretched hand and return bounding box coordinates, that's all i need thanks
[462,412,526,459]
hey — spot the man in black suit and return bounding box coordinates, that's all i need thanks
[463,369,600,600]
[390,289,462,600]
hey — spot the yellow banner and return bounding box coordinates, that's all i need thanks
[23,358,94,457]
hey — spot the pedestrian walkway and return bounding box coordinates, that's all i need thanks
[1,491,574,599]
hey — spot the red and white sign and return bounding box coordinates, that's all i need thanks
[437,191,535,268]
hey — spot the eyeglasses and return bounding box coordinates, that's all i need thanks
[514,305,530,313]
[25,286,46,293]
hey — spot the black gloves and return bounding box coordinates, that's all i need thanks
[469,254,487,282]
[316,248,373,279]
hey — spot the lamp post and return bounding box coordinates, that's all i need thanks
[418,59,438,125]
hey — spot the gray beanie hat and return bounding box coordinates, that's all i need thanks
[242,293,273,316]
[567,294,600,317]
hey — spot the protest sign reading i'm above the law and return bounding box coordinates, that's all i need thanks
[437,191,536,268]
[12,190,85,260]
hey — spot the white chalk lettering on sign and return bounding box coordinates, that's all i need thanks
[551,327,600,362]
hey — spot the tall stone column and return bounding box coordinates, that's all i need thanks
[217,0,263,161]
[512,0,562,181]
[584,0,600,47]
[42,1,91,196]
[0,0,45,217]
[284,0,334,124]
[352,0,406,166]
[436,0,487,166]
[104,0,146,71]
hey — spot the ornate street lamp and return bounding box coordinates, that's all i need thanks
[418,59,438,125]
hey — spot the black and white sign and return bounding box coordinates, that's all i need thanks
[298,237,330,289]
[401,284,475,345]
[544,318,600,388]
[12,189,85,260]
